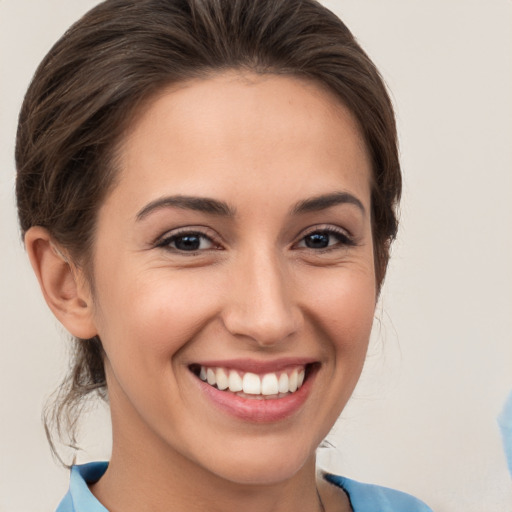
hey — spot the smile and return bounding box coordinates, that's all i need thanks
[189,360,319,422]
[194,365,307,399]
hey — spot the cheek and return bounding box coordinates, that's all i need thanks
[306,266,376,358]
[92,268,222,365]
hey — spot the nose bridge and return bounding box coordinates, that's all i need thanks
[222,245,300,345]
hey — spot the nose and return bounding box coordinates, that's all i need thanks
[221,249,302,347]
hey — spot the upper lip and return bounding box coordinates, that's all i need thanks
[190,357,318,374]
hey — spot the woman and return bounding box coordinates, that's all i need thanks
[16,0,433,510]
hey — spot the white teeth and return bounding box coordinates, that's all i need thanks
[297,369,305,388]
[243,372,261,395]
[197,365,308,396]
[261,373,279,395]
[206,368,216,386]
[228,370,243,392]
[216,368,229,390]
[278,373,289,393]
[289,368,298,392]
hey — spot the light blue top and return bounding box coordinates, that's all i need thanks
[498,389,512,476]
[56,462,433,512]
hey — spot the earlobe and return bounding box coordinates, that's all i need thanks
[24,226,97,339]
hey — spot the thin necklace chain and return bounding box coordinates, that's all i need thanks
[316,486,326,512]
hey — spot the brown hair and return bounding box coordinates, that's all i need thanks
[16,0,401,464]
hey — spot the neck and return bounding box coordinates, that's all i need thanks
[92,449,322,512]
[91,407,323,512]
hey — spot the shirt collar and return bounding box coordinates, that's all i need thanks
[66,462,109,512]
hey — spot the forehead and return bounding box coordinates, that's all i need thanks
[109,71,372,213]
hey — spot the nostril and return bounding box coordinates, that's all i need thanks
[222,311,302,347]
[220,268,302,346]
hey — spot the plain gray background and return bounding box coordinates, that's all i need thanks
[1,1,511,511]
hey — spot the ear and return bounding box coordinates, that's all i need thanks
[25,226,97,339]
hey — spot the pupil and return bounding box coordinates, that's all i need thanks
[305,233,329,249]
[176,235,200,251]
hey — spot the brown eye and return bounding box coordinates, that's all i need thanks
[297,228,354,250]
[158,231,217,252]
[304,232,330,249]
[173,234,204,251]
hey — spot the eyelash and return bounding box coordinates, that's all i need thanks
[294,226,356,252]
[155,225,356,254]
[155,228,220,253]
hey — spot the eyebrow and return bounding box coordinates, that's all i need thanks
[136,190,365,222]
[136,195,236,221]
[292,192,366,216]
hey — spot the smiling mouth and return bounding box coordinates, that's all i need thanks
[189,363,317,399]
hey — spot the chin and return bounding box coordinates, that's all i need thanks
[195,437,317,486]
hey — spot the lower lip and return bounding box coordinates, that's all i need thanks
[194,369,316,423]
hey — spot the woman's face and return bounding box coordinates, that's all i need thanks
[87,72,376,485]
